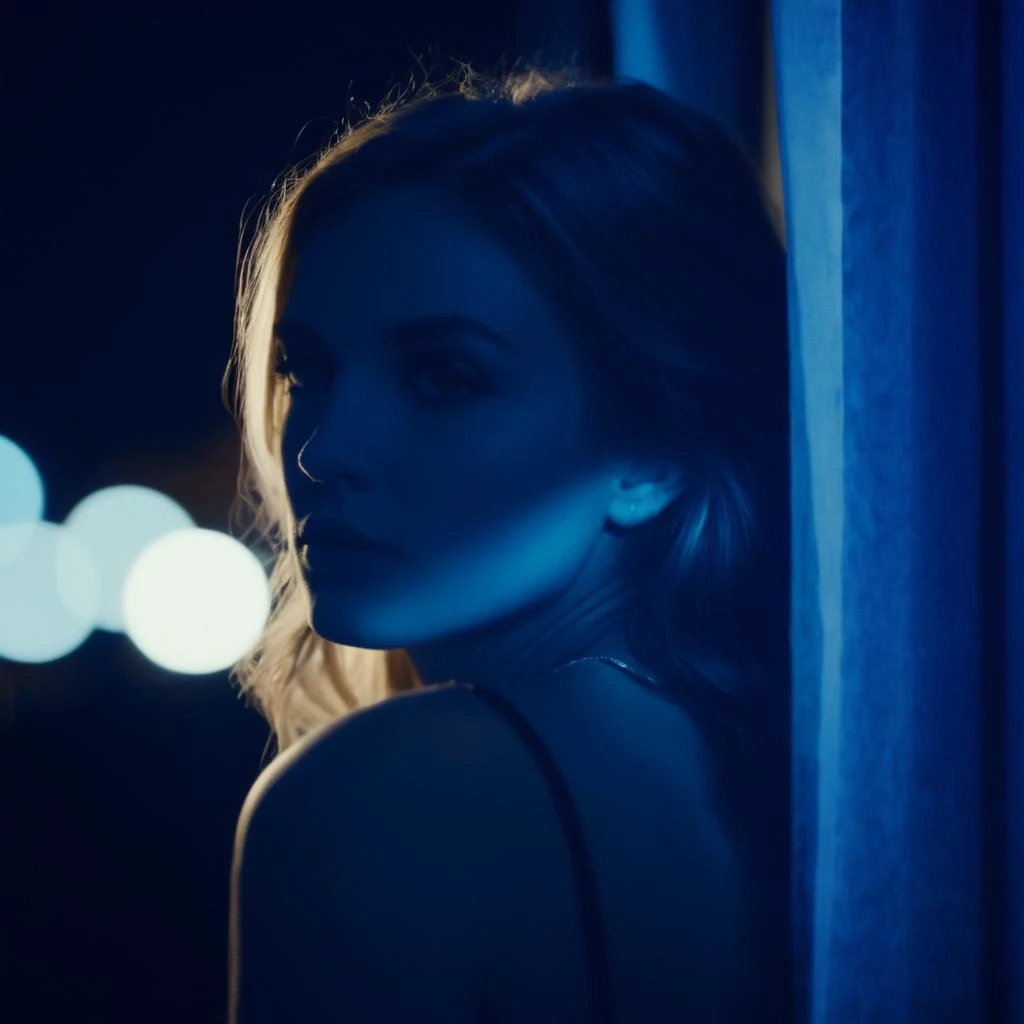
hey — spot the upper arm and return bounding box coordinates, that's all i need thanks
[228,691,492,1023]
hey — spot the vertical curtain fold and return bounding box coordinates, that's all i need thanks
[769,0,1016,1020]
[604,0,1018,1019]
[609,0,765,162]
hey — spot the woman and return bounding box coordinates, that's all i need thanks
[224,60,792,1022]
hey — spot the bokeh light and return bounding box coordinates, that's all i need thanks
[122,527,271,676]
[63,485,195,632]
[0,521,100,663]
[0,434,46,570]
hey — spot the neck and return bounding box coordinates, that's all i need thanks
[405,579,645,696]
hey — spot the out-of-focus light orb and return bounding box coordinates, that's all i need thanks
[0,435,46,569]
[63,485,194,632]
[0,521,100,663]
[122,527,271,676]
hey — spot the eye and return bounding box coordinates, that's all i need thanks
[272,354,322,394]
[403,350,484,403]
[272,350,296,386]
[273,364,300,391]
[271,349,485,402]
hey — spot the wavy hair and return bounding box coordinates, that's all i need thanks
[221,58,790,784]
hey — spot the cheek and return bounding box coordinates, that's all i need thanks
[413,392,595,497]
[295,427,609,647]
[377,477,606,634]
[408,431,596,553]
[400,391,605,561]
[305,498,601,650]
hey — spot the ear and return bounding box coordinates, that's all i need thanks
[606,458,687,529]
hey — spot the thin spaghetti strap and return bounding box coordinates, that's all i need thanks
[459,682,615,1024]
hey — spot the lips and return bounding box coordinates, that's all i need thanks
[297,520,397,554]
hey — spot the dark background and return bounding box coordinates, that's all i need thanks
[0,8,615,1021]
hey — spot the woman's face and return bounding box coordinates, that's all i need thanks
[277,183,659,686]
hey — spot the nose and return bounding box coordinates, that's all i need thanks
[288,379,393,488]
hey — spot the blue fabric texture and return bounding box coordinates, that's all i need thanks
[771,0,1022,1020]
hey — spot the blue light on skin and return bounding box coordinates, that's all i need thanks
[277,183,686,704]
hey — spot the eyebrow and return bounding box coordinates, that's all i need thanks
[272,313,514,353]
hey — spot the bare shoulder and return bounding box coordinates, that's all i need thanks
[230,673,765,1020]
[229,683,503,1022]
[236,682,484,832]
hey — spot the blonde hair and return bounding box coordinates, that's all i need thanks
[221,56,789,769]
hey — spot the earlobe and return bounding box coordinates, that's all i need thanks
[607,471,684,528]
[608,495,664,528]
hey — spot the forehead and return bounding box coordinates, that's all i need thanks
[283,183,561,346]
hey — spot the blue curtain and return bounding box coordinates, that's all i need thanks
[770,1,1020,1020]
[609,0,1020,1021]
[609,0,765,164]
[771,2,986,1017]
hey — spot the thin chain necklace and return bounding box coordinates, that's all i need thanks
[460,653,751,752]
[550,654,752,753]
[548,653,676,708]
[548,654,660,688]
[458,654,662,699]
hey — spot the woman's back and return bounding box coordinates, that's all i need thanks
[437,660,783,1022]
